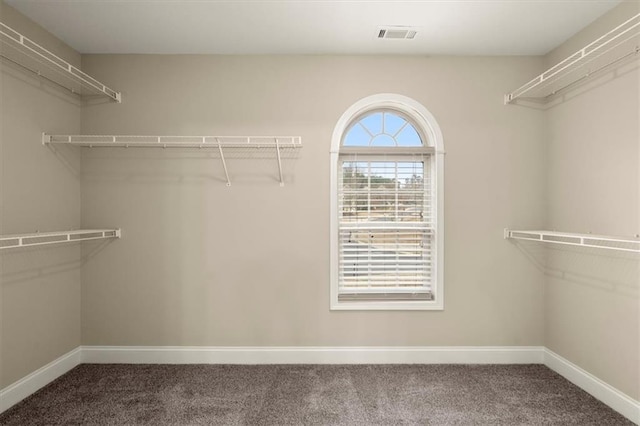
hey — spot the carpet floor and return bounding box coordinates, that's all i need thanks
[0,364,632,425]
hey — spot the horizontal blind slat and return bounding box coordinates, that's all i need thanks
[338,157,434,300]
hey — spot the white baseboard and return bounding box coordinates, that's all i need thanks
[80,345,545,365]
[0,347,81,414]
[544,348,640,425]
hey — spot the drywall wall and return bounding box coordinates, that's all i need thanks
[80,54,547,347]
[0,1,81,388]
[543,2,639,400]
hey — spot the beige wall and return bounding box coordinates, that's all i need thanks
[80,54,547,347]
[0,1,82,387]
[543,2,640,399]
[4,0,636,408]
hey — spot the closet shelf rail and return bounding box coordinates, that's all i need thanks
[504,13,640,104]
[42,134,303,186]
[0,229,121,251]
[504,229,640,253]
[0,22,121,102]
[42,134,302,148]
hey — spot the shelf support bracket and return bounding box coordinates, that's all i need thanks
[275,138,284,187]
[216,138,231,187]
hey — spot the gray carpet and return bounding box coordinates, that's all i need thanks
[0,364,632,425]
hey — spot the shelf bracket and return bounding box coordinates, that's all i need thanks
[216,138,231,187]
[275,138,284,187]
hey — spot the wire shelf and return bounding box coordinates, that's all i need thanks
[0,229,121,251]
[43,134,302,148]
[505,13,640,104]
[43,134,303,186]
[0,22,121,102]
[504,229,640,253]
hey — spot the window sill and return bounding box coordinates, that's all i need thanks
[330,300,443,311]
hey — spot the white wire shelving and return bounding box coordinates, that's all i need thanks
[505,13,640,104]
[504,229,640,253]
[0,22,121,102]
[43,133,303,186]
[0,229,121,251]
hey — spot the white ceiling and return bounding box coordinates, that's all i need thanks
[5,0,622,55]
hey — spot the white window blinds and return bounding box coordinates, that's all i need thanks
[338,157,434,301]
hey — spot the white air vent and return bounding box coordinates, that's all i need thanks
[377,26,418,40]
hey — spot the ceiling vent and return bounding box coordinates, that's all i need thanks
[377,26,418,40]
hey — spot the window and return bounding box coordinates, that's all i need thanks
[330,94,444,310]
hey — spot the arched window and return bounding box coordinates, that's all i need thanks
[330,94,444,310]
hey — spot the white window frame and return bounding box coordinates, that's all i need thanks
[330,94,444,310]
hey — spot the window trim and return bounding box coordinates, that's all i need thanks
[330,94,444,311]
